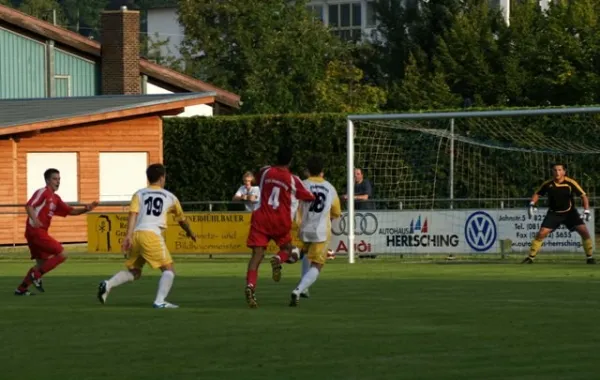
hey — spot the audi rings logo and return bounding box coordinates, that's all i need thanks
[332,213,378,236]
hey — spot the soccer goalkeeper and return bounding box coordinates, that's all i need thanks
[523,163,595,264]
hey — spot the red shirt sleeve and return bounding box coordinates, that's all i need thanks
[54,196,73,217]
[293,175,315,201]
[257,166,270,185]
[27,188,49,208]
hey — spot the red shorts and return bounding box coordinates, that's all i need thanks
[246,223,291,248]
[25,229,64,260]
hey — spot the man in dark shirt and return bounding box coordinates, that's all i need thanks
[342,168,374,210]
[523,163,594,264]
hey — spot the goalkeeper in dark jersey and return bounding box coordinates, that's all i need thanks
[523,163,595,264]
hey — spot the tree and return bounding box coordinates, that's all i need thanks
[60,0,108,37]
[19,0,65,24]
[391,53,460,110]
[140,32,183,71]
[313,60,387,113]
[178,0,378,114]
[434,0,508,106]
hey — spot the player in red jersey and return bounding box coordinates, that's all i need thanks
[245,146,315,308]
[14,168,99,296]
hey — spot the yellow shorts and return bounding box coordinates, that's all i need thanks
[125,230,173,270]
[302,241,329,265]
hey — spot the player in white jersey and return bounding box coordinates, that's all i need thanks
[97,163,196,309]
[290,156,341,306]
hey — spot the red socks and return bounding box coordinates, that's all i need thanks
[17,268,35,292]
[276,250,290,263]
[40,254,66,274]
[17,255,67,292]
[246,269,258,288]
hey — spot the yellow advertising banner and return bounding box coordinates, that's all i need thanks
[87,212,300,254]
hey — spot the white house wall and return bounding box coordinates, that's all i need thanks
[146,8,184,61]
[146,82,213,117]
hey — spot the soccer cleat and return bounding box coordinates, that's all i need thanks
[153,302,179,309]
[289,292,300,307]
[97,281,109,305]
[521,256,535,264]
[587,257,596,264]
[245,285,258,308]
[14,289,35,296]
[30,271,45,293]
[270,256,282,282]
[300,290,310,299]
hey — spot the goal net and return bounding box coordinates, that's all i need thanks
[340,108,600,262]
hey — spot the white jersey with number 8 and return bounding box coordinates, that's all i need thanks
[298,177,342,243]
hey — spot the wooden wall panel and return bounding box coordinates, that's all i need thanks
[0,139,17,243]
[2,115,162,245]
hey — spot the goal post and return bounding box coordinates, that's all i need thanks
[344,107,600,263]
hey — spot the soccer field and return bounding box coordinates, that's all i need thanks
[0,255,599,380]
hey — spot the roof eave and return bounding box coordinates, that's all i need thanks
[0,96,215,137]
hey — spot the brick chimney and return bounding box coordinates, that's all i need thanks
[100,6,140,95]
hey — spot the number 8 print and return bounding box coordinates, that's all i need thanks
[309,192,326,213]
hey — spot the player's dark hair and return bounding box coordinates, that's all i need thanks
[552,163,567,171]
[44,168,59,181]
[276,145,293,166]
[307,156,324,176]
[146,163,166,183]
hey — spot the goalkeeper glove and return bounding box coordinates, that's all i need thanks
[527,202,536,219]
[583,209,591,222]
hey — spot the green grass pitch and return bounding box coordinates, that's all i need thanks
[0,253,599,380]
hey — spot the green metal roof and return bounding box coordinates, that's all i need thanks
[0,92,215,128]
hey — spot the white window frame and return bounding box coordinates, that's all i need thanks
[27,152,79,203]
[54,75,72,97]
[99,152,149,202]
[325,1,363,42]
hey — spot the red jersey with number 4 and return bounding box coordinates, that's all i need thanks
[251,166,315,233]
[25,186,72,233]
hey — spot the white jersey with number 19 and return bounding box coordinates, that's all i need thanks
[129,185,186,236]
[298,176,342,243]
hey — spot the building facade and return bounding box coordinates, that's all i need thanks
[0,5,240,116]
[0,93,215,244]
[146,1,553,47]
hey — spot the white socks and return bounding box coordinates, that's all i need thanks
[301,255,310,277]
[293,267,320,295]
[154,270,175,305]
[106,270,134,290]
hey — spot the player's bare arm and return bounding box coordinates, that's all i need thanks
[69,201,99,216]
[178,219,197,241]
[121,211,139,254]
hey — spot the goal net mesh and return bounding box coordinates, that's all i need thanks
[340,111,600,260]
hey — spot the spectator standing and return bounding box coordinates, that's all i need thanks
[233,172,260,212]
[342,168,374,210]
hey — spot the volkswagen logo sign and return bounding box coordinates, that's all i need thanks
[332,213,378,236]
[464,211,497,252]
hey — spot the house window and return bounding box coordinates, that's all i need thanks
[328,2,362,42]
[54,75,71,97]
[99,152,148,202]
[307,4,324,22]
[27,153,79,202]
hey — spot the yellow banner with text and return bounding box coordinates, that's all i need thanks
[87,212,300,254]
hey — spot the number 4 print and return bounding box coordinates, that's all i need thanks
[268,187,281,209]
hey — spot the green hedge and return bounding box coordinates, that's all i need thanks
[163,111,600,210]
[163,114,348,208]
